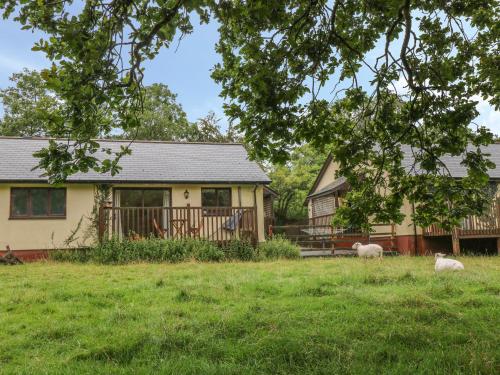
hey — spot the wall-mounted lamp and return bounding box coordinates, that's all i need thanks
[184,189,189,199]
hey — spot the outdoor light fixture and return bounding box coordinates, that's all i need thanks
[184,189,189,199]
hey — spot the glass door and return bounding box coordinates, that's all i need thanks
[115,189,170,238]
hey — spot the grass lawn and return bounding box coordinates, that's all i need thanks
[1,257,499,374]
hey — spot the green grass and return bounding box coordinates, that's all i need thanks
[1,257,499,374]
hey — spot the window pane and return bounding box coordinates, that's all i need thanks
[143,190,164,207]
[50,189,66,215]
[217,189,231,207]
[202,189,217,207]
[12,189,29,216]
[32,189,49,216]
[120,190,143,207]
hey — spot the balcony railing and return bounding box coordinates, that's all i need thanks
[98,205,258,244]
[308,213,334,226]
[423,198,500,237]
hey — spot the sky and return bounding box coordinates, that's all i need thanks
[0,15,498,134]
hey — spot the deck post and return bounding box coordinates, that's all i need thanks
[496,237,500,256]
[451,227,460,255]
[98,205,105,243]
[186,203,191,238]
[390,223,396,252]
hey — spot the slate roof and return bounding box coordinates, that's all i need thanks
[306,143,500,200]
[0,137,271,184]
[307,176,348,199]
[401,144,500,178]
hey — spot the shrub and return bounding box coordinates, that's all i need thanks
[50,238,229,264]
[192,241,225,262]
[91,237,192,264]
[49,248,91,263]
[50,237,302,264]
[222,239,258,261]
[259,236,301,260]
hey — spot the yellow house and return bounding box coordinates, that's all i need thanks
[306,146,500,255]
[0,137,271,259]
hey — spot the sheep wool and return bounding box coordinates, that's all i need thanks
[352,242,383,258]
[434,253,464,272]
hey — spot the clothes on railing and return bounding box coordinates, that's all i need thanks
[222,209,244,231]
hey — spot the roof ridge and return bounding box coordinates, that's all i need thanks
[0,135,244,146]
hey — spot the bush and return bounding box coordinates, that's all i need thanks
[51,238,228,264]
[49,249,91,263]
[91,237,193,264]
[222,240,258,261]
[193,241,225,262]
[50,237,301,264]
[259,236,301,260]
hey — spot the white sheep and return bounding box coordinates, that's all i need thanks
[434,253,464,272]
[352,242,383,259]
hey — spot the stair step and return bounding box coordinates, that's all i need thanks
[334,249,357,255]
[300,249,333,257]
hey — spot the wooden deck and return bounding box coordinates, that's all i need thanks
[424,198,500,238]
[271,221,396,256]
[98,205,258,244]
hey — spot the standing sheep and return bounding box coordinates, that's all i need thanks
[434,253,464,272]
[352,242,383,259]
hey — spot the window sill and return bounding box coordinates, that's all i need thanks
[9,216,67,220]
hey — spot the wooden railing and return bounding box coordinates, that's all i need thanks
[98,205,258,245]
[270,221,396,252]
[308,213,333,226]
[424,198,500,237]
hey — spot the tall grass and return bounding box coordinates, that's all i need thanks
[50,237,299,264]
[259,235,301,259]
[0,257,498,374]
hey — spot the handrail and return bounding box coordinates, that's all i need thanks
[424,198,500,237]
[98,205,258,244]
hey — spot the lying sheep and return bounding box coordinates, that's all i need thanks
[434,253,464,272]
[352,242,383,259]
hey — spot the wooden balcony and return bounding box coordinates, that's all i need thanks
[423,198,500,238]
[98,205,258,244]
[308,213,334,226]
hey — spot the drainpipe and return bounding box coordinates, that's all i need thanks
[253,185,258,244]
[411,202,418,256]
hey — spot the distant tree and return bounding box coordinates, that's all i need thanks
[121,83,199,141]
[192,111,242,143]
[269,144,327,223]
[0,69,61,137]
[0,77,201,142]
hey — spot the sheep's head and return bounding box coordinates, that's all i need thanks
[435,253,446,259]
[352,242,361,250]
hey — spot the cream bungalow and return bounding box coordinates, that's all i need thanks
[0,137,271,259]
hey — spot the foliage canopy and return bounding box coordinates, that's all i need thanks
[1,0,498,229]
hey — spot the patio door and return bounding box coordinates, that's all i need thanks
[114,189,171,238]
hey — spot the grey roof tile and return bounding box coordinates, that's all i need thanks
[400,144,500,178]
[0,137,270,184]
[307,144,500,199]
[308,176,348,198]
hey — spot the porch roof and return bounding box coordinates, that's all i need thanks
[307,176,348,199]
[0,137,270,184]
